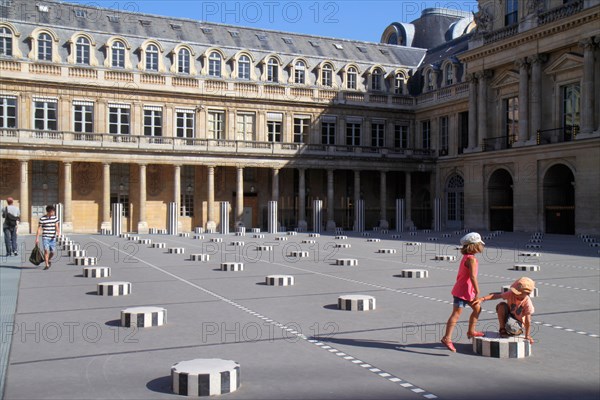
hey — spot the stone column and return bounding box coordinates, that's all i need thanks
[298,168,307,230]
[206,166,216,231]
[476,71,490,147]
[353,170,360,230]
[379,170,389,229]
[236,166,244,226]
[580,38,595,136]
[19,160,29,232]
[405,171,414,229]
[173,164,181,231]
[101,162,111,230]
[467,73,478,150]
[137,164,148,233]
[272,168,279,201]
[516,58,530,144]
[326,169,336,231]
[529,54,547,142]
[62,162,73,233]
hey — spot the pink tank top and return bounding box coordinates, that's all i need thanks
[451,254,478,301]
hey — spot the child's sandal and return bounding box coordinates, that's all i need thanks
[499,328,508,338]
[441,338,456,352]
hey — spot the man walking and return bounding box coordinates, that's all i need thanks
[2,197,21,256]
[36,205,60,270]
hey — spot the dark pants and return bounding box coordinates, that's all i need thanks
[3,225,17,255]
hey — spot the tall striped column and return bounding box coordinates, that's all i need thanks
[313,200,323,233]
[355,199,365,233]
[434,197,442,231]
[112,203,123,236]
[168,202,178,236]
[220,202,230,235]
[268,201,278,234]
[53,203,64,230]
[396,199,405,232]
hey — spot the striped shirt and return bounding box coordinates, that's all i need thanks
[39,215,59,238]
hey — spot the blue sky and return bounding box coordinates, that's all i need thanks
[65,0,479,42]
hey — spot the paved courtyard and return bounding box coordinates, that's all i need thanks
[1,230,599,400]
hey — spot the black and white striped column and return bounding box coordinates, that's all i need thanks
[268,201,278,234]
[434,198,442,231]
[83,266,111,278]
[171,359,241,397]
[112,203,123,236]
[338,295,376,311]
[473,334,532,358]
[220,202,230,235]
[168,202,178,236]
[354,199,365,233]
[312,200,323,233]
[265,275,295,286]
[121,306,167,328]
[97,281,131,296]
[395,199,404,233]
[53,203,64,229]
[400,269,429,278]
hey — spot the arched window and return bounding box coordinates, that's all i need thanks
[267,57,278,83]
[38,32,52,61]
[178,48,190,74]
[294,60,305,84]
[208,51,222,77]
[322,63,333,87]
[387,33,398,45]
[427,69,434,91]
[445,63,454,86]
[75,36,90,65]
[372,68,383,91]
[238,54,251,80]
[111,40,125,68]
[347,66,357,90]
[146,44,159,71]
[0,27,13,56]
[394,73,404,94]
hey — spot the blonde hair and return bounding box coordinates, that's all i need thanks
[461,242,484,255]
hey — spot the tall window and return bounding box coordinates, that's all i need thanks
[38,33,52,61]
[111,41,125,68]
[321,118,336,145]
[426,70,434,91]
[208,52,222,77]
[75,36,90,65]
[238,55,251,80]
[143,107,162,136]
[180,165,194,217]
[346,122,361,146]
[208,111,225,139]
[505,97,519,142]
[293,116,310,143]
[176,109,195,138]
[347,67,357,90]
[267,57,278,83]
[110,163,130,217]
[34,99,57,130]
[294,60,305,84]
[505,0,518,26]
[145,44,159,71]
[394,124,408,149]
[371,122,385,147]
[236,113,255,141]
[562,83,580,139]
[73,102,93,133]
[445,64,454,86]
[109,104,130,135]
[394,73,404,94]
[0,96,17,128]
[0,27,12,56]
[371,68,383,91]
[421,120,431,149]
[322,64,333,87]
[439,116,449,154]
[178,48,190,74]
[267,113,282,142]
[447,174,464,223]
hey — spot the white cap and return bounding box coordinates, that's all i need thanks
[460,232,485,246]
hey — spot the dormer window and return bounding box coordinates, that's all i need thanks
[347,66,357,90]
[75,36,90,65]
[294,60,305,84]
[238,55,251,80]
[445,63,454,86]
[0,27,13,56]
[38,32,52,61]
[394,73,405,94]
[427,69,434,91]
[145,44,159,71]
[372,68,383,91]
[267,57,278,83]
[178,48,190,74]
[208,51,222,77]
[505,0,518,26]
[322,63,333,87]
[111,40,125,68]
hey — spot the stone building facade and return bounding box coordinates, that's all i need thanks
[0,0,598,235]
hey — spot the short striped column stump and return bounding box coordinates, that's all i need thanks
[152,242,166,249]
[128,236,140,241]
[210,238,223,243]
[582,238,596,243]
[590,243,600,247]
[409,232,417,236]
[473,334,532,358]
[221,262,243,271]
[289,251,309,258]
[121,306,167,328]
[512,264,540,272]
[68,249,86,258]
[302,240,316,244]
[422,229,431,233]
[138,239,152,245]
[83,266,111,278]
[171,359,240,397]
[401,269,429,278]
[234,232,245,237]
[442,233,452,238]
[275,236,288,241]
[502,285,538,298]
[335,243,351,248]
[335,228,344,234]
[179,232,191,238]
[229,241,245,246]
[361,232,371,237]
[336,258,358,266]
[529,239,542,243]
[194,235,205,240]
[190,254,210,262]
[194,227,205,234]
[380,229,389,234]
[338,295,376,311]
[253,234,265,239]
[74,257,97,266]
[392,234,402,239]
[308,233,320,238]
[158,229,168,234]
[335,235,348,240]
[149,228,158,234]
[256,245,273,251]
[406,242,422,246]
[435,255,456,261]
[287,231,297,236]
[427,237,439,241]
[519,252,541,257]
[97,281,131,296]
[525,244,541,249]
[250,228,261,233]
[100,228,112,235]
[63,243,80,251]
[119,233,129,238]
[168,247,185,254]
[265,275,295,286]
[378,248,396,254]
[367,238,381,242]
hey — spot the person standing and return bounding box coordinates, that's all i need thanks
[35,205,60,270]
[2,197,21,256]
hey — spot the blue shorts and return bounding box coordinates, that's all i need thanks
[42,237,56,253]
[453,296,471,308]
